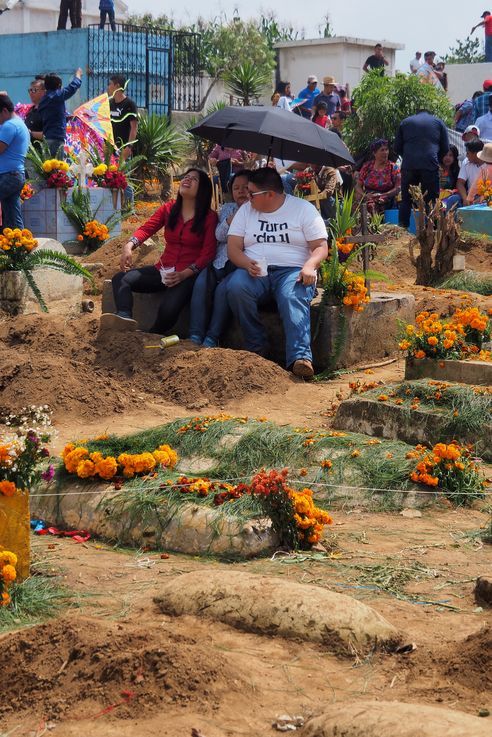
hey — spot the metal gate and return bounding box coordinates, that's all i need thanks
[88,24,201,116]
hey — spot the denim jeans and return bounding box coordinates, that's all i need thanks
[486,35,492,62]
[99,9,116,30]
[0,170,25,230]
[226,266,316,367]
[189,263,235,342]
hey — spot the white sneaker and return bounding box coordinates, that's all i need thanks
[100,313,138,332]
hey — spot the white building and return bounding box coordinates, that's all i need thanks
[0,0,127,33]
[275,36,404,94]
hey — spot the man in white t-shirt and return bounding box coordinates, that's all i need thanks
[475,96,492,141]
[409,51,422,73]
[227,167,328,378]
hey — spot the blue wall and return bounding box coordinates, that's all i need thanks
[0,30,89,112]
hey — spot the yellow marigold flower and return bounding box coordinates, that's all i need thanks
[108,164,118,171]
[76,459,96,478]
[2,564,16,582]
[406,324,415,335]
[1,550,17,566]
[95,456,118,480]
[399,340,411,350]
[64,447,89,473]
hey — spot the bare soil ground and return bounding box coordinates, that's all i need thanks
[1,222,491,736]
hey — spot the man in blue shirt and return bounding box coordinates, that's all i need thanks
[313,76,341,117]
[395,109,449,229]
[297,75,320,119]
[0,94,30,231]
[38,68,83,157]
[473,80,492,120]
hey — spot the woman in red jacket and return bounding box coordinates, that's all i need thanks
[102,169,218,334]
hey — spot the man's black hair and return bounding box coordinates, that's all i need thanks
[35,74,46,81]
[44,73,62,91]
[110,74,126,90]
[466,139,485,152]
[375,43,382,48]
[0,94,14,113]
[249,167,284,194]
[332,111,347,120]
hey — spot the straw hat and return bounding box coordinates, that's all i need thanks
[477,142,492,163]
[323,75,338,86]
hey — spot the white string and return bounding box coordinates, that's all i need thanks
[28,474,492,499]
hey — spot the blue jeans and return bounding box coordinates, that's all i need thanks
[226,266,315,367]
[46,139,65,158]
[486,35,492,62]
[99,9,116,30]
[189,264,235,342]
[0,170,25,230]
[281,172,296,194]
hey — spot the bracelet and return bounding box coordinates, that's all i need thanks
[188,263,200,275]
[130,236,139,247]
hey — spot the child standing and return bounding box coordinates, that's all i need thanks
[38,68,83,157]
[312,101,330,128]
[99,0,116,31]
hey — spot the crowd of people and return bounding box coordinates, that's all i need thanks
[3,48,491,378]
[0,68,138,230]
[97,61,492,375]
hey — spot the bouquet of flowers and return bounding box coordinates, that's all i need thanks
[0,550,17,607]
[0,228,38,266]
[399,308,491,361]
[26,142,75,190]
[41,159,74,189]
[76,219,110,250]
[20,183,34,202]
[476,177,492,206]
[90,163,128,190]
[0,405,55,494]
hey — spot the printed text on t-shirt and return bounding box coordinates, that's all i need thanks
[255,220,290,243]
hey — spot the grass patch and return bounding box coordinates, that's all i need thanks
[364,380,492,440]
[0,575,76,633]
[438,270,492,296]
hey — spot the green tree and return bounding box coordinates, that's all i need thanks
[224,62,272,105]
[344,71,454,158]
[444,37,485,64]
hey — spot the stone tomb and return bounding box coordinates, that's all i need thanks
[0,238,83,315]
[22,188,122,251]
[101,280,415,370]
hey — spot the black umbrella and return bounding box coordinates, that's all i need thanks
[188,106,354,168]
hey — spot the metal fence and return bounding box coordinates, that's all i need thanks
[87,24,201,116]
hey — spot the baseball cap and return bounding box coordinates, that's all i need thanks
[462,124,480,138]
[481,10,491,17]
[307,75,318,83]
[483,79,492,90]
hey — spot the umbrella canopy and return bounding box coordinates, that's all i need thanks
[188,106,354,168]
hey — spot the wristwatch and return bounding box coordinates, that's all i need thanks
[130,236,139,247]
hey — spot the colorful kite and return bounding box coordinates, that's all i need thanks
[73,93,115,147]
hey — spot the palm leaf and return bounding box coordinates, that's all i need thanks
[20,266,48,312]
[25,249,95,283]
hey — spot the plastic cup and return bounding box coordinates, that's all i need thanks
[160,266,176,285]
[256,258,268,277]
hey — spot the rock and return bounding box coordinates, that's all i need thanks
[400,509,422,518]
[300,700,492,736]
[154,570,402,656]
[474,577,492,608]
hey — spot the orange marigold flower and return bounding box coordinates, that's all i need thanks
[0,480,16,497]
[414,350,426,359]
[2,564,16,582]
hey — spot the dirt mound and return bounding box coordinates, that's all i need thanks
[0,314,292,419]
[443,626,491,692]
[389,626,492,702]
[81,233,162,291]
[0,615,230,720]
[159,348,293,409]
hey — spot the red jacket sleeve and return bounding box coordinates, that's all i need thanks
[132,201,173,243]
[195,210,219,270]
